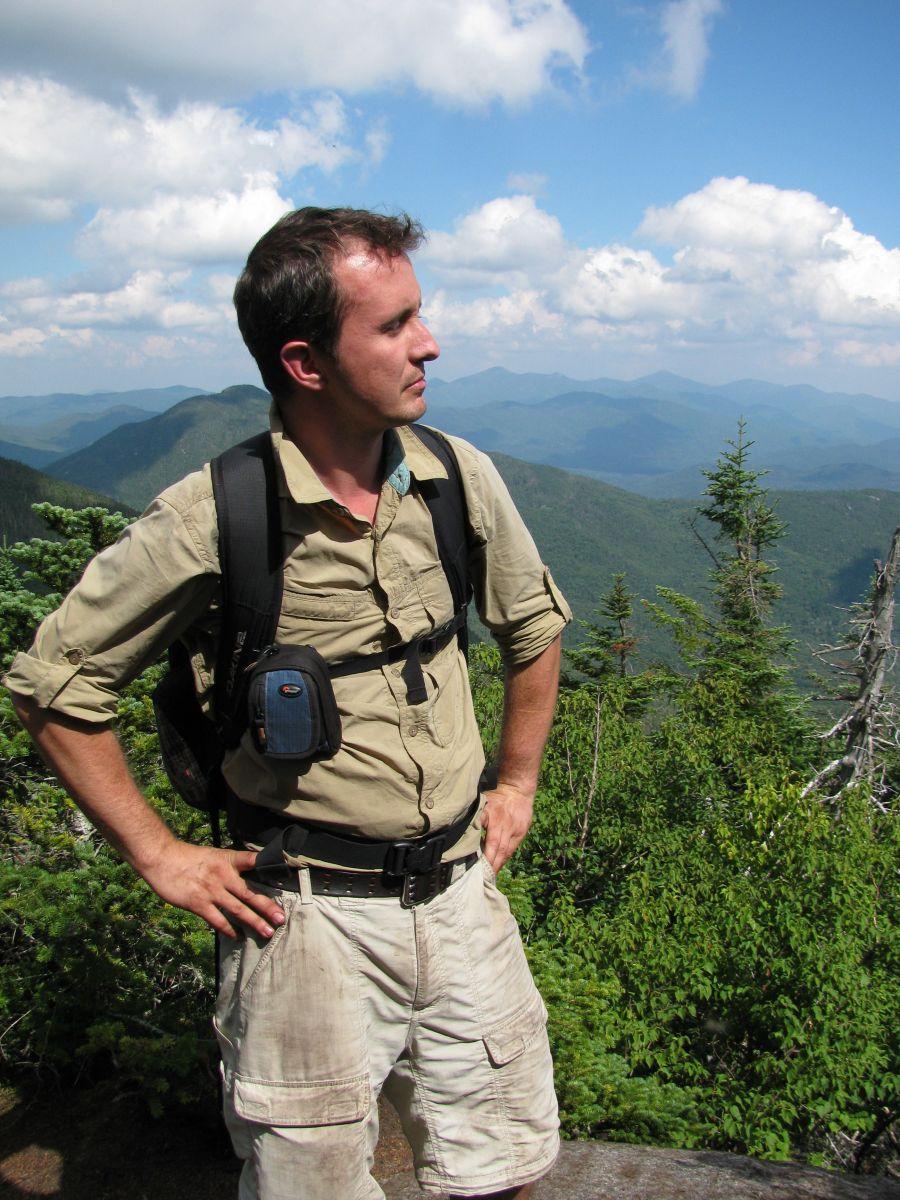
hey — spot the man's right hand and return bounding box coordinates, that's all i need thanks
[141,841,286,939]
[9,700,286,942]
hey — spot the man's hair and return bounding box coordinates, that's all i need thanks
[233,206,425,396]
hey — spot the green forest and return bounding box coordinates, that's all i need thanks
[0,430,896,1176]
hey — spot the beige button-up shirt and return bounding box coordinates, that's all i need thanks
[5,410,571,862]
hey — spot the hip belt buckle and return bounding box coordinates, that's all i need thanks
[384,834,445,876]
[385,833,448,908]
[400,862,448,908]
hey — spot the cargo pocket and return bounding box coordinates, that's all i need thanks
[231,1072,371,1128]
[483,990,549,1068]
[219,889,371,1129]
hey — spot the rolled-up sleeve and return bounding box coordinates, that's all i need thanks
[3,468,219,723]
[449,437,572,666]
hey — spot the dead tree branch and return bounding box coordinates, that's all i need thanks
[803,527,899,806]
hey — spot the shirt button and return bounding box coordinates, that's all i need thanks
[390,607,400,619]
[65,648,85,665]
[391,666,402,677]
[408,726,418,738]
[424,798,435,810]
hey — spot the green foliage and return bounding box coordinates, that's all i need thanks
[477,431,896,1166]
[0,505,216,1115]
[0,454,137,545]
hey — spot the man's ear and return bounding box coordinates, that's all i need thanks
[280,341,326,393]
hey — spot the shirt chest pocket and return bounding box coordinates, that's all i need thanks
[277,589,380,660]
[413,562,456,627]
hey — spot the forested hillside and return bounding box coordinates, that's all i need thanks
[48,385,270,506]
[496,454,899,667]
[0,456,136,542]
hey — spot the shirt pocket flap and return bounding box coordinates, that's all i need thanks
[232,1071,371,1127]
[483,991,548,1067]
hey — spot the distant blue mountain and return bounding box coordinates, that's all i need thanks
[424,368,900,496]
[0,385,209,427]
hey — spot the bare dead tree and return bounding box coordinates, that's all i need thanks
[802,527,899,810]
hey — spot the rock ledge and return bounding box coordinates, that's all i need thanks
[382,1140,900,1199]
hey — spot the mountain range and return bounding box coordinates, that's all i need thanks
[0,386,209,468]
[0,456,137,544]
[6,370,899,498]
[425,368,900,495]
[4,381,896,679]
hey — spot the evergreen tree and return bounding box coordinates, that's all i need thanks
[565,572,652,716]
[695,420,792,699]
[645,421,813,782]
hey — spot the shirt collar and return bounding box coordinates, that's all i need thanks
[269,403,333,505]
[396,424,448,484]
[268,404,448,506]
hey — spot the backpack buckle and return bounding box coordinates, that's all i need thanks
[384,833,445,877]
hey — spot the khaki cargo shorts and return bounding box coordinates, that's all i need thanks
[214,855,559,1199]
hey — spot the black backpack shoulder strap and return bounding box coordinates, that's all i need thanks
[211,431,282,747]
[410,423,474,656]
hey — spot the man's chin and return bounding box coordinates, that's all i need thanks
[403,393,427,422]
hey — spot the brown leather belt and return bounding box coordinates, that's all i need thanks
[244,852,479,908]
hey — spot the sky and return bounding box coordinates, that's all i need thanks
[0,0,899,400]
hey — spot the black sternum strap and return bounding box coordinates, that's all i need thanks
[400,641,427,705]
[328,607,467,705]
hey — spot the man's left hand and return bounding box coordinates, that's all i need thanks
[480,783,534,872]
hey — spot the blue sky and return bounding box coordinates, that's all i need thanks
[1,0,898,398]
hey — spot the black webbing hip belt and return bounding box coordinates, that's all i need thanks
[241,795,481,877]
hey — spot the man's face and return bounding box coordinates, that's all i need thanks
[323,245,439,436]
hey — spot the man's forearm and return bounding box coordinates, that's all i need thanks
[12,695,176,872]
[496,635,562,796]
[10,694,284,939]
[481,635,561,870]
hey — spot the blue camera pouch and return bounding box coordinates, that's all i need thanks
[247,645,341,760]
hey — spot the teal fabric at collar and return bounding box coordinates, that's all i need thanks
[384,429,411,496]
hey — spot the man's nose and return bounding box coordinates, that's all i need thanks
[413,319,439,363]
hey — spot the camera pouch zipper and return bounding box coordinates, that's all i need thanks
[246,644,342,760]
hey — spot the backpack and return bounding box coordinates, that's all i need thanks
[152,424,473,842]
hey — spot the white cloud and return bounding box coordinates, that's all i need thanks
[631,0,722,102]
[0,326,47,356]
[641,177,900,329]
[559,244,692,321]
[421,179,900,374]
[659,0,723,100]
[78,182,293,268]
[0,77,355,226]
[505,171,548,194]
[364,119,391,169]
[427,288,563,338]
[837,340,900,368]
[6,270,226,333]
[0,1,588,109]
[640,175,840,256]
[423,195,567,284]
[4,177,899,386]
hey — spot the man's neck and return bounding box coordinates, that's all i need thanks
[278,401,387,523]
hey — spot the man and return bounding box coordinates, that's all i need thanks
[6,207,571,1199]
